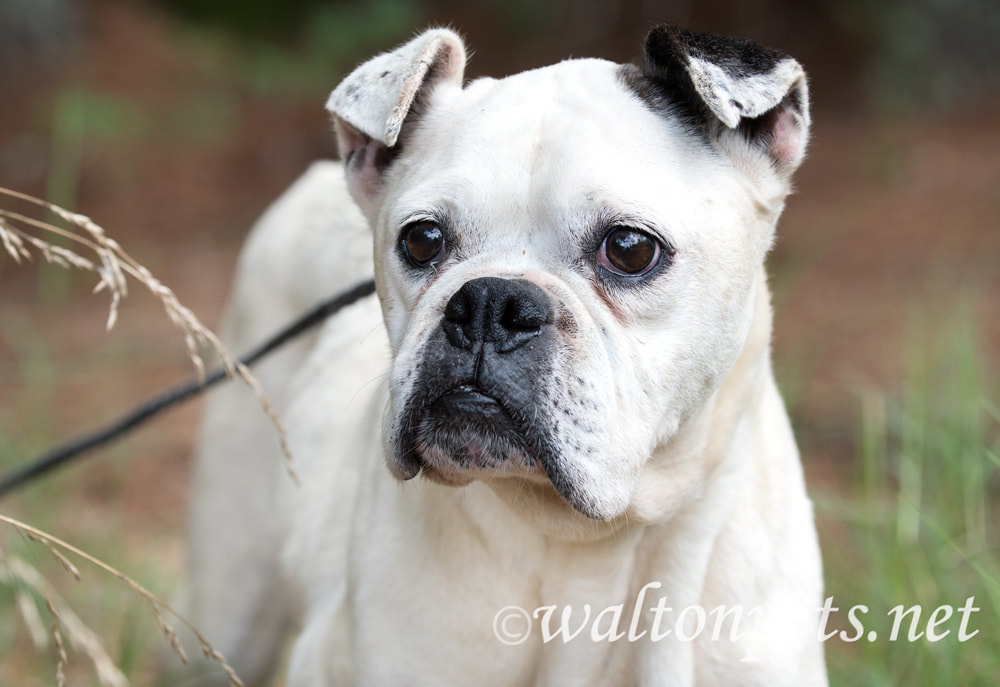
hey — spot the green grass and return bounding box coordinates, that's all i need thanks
[0,307,171,686]
[816,314,1000,686]
[38,88,151,305]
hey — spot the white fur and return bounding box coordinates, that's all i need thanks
[686,56,806,129]
[173,30,827,687]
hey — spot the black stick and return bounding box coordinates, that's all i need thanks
[0,279,376,498]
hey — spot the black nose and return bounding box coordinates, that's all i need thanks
[443,277,550,353]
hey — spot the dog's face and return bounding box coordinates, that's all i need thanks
[328,27,809,523]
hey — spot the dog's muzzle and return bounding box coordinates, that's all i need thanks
[395,277,556,481]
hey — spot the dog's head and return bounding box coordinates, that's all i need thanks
[327,26,809,526]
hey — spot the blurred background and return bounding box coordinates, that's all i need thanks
[0,0,997,684]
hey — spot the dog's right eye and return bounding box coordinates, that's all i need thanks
[597,226,663,277]
[400,221,445,268]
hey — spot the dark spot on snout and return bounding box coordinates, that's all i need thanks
[555,310,579,336]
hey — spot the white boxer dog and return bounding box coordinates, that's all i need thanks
[173,24,827,687]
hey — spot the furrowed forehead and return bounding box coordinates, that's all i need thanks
[390,59,728,212]
[421,59,697,156]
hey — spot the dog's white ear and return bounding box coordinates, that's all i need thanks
[634,25,810,174]
[326,29,466,212]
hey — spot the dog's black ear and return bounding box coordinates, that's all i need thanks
[634,25,810,175]
[326,29,466,214]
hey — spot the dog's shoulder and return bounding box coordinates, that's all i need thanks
[222,160,374,347]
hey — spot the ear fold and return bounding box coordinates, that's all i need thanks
[326,28,466,212]
[638,25,810,174]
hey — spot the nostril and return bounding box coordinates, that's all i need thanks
[500,299,543,331]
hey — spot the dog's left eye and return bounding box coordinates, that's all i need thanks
[597,226,662,276]
[400,221,445,268]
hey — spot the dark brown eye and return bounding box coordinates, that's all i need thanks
[400,221,445,268]
[597,226,661,276]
